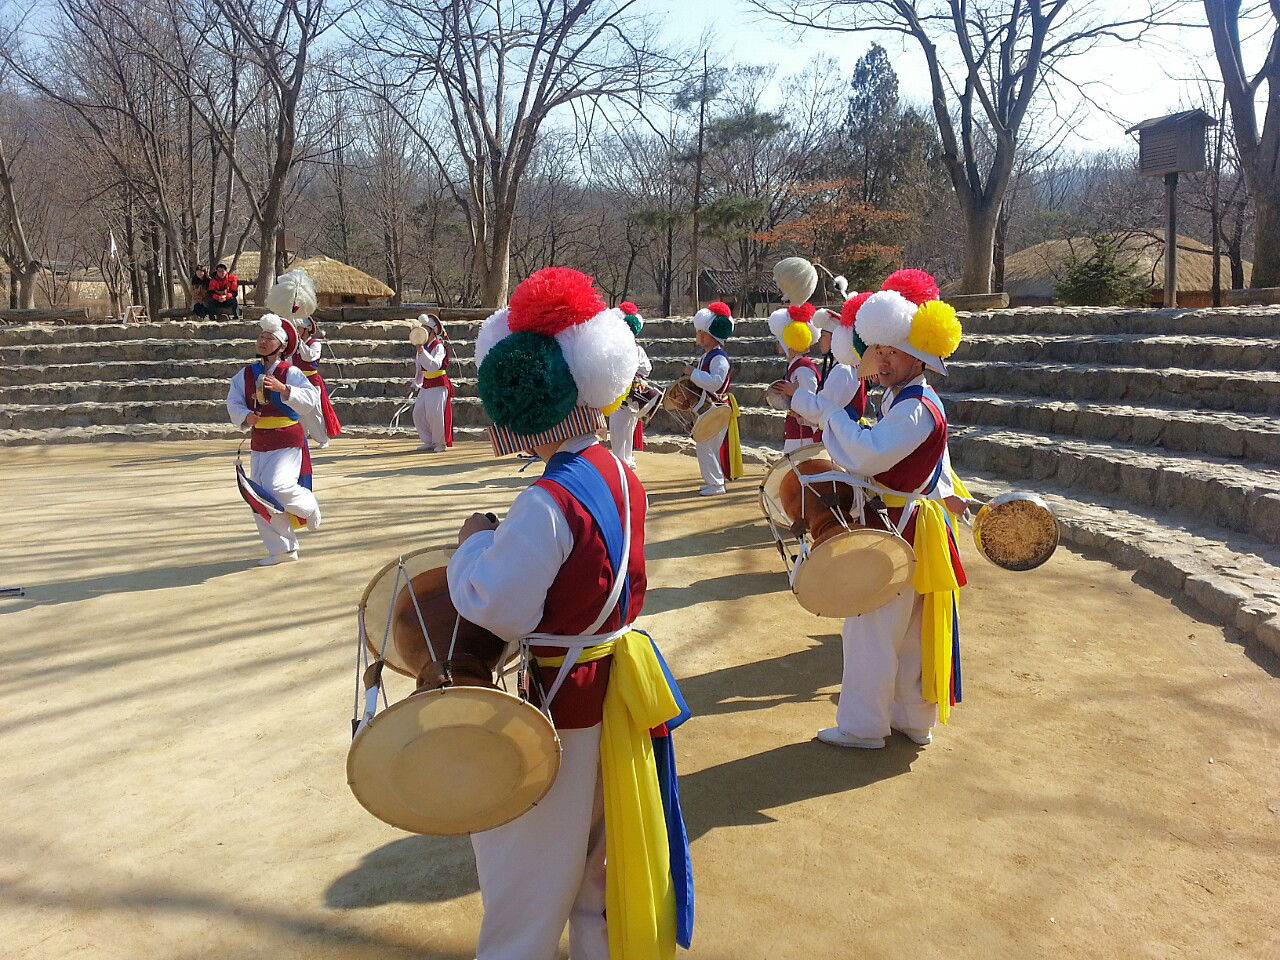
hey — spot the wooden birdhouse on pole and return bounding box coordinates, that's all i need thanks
[1126,110,1217,308]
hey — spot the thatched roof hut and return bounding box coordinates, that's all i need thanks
[999,231,1251,307]
[225,252,395,306]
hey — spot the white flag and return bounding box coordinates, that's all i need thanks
[108,230,118,260]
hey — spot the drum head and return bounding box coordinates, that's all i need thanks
[360,548,454,678]
[347,686,561,835]
[662,376,698,413]
[973,492,1059,571]
[759,443,837,527]
[765,380,791,411]
[792,528,916,617]
[691,402,732,442]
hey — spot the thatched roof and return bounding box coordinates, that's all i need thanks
[223,252,394,299]
[1001,231,1251,300]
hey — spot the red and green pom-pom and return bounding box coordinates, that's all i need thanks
[477,331,579,435]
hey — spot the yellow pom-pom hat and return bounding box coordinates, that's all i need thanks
[852,269,962,374]
[767,302,816,353]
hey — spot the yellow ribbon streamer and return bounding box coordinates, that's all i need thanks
[725,394,743,481]
[601,630,680,960]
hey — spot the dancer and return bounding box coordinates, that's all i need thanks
[783,269,966,748]
[686,301,742,495]
[768,302,818,452]
[225,314,322,565]
[268,269,342,448]
[811,306,868,438]
[607,301,652,469]
[449,266,693,960]
[409,314,454,452]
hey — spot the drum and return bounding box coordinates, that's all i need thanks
[662,375,731,442]
[349,548,561,835]
[627,378,663,423]
[759,444,915,617]
[971,492,1059,571]
[765,380,791,411]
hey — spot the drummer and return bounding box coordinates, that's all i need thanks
[811,306,868,435]
[607,301,652,469]
[768,302,819,452]
[779,270,967,749]
[449,266,693,960]
[685,300,742,495]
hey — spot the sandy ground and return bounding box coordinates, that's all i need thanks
[0,438,1276,960]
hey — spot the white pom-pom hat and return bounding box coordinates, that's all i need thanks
[773,257,818,305]
[767,303,816,353]
[692,301,734,342]
[848,274,961,374]
[265,270,317,324]
[257,312,298,355]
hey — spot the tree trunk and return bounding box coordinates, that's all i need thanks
[1250,185,1280,287]
[481,221,512,307]
[993,201,1009,292]
[15,261,39,309]
[960,203,1000,294]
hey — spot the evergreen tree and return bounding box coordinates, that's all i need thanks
[1055,235,1148,306]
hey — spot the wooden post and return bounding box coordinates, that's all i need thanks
[1164,172,1178,308]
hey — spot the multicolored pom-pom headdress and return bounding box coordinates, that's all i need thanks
[837,269,962,374]
[768,257,818,353]
[474,267,639,457]
[692,301,733,343]
[617,301,644,337]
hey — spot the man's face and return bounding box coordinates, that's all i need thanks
[256,332,281,357]
[819,330,832,353]
[215,267,227,278]
[864,344,924,389]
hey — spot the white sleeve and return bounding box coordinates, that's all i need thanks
[283,366,321,413]
[818,396,936,477]
[689,353,729,391]
[447,485,575,643]
[636,345,652,378]
[296,339,322,362]
[226,372,252,429]
[420,343,446,373]
[791,365,818,392]
[820,365,857,411]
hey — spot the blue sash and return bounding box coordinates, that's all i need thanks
[886,383,946,495]
[542,449,630,623]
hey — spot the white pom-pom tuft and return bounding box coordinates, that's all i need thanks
[766,307,792,343]
[264,270,317,320]
[473,308,511,368]
[813,307,842,334]
[691,307,713,333]
[830,325,861,367]
[556,309,638,408]
[855,290,916,349]
[773,257,818,304]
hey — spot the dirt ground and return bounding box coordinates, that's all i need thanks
[0,438,1276,960]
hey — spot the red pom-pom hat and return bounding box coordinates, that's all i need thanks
[618,301,638,315]
[508,266,606,337]
[787,303,816,324]
[881,268,940,306]
[707,301,731,318]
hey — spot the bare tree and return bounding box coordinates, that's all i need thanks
[757,0,1184,294]
[0,13,41,308]
[1204,0,1280,287]
[350,0,687,306]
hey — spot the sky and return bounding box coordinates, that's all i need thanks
[656,0,1253,153]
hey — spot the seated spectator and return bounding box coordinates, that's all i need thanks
[206,263,240,320]
[191,264,211,318]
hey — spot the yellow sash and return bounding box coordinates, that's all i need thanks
[422,369,446,379]
[725,394,743,481]
[254,416,296,430]
[537,632,679,960]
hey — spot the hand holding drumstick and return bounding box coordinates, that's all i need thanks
[457,512,500,546]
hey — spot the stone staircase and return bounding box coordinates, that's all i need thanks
[2,307,1279,657]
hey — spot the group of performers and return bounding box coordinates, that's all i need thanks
[227,258,972,958]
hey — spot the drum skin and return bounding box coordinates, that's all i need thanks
[391,567,507,692]
[663,377,701,413]
[778,457,856,545]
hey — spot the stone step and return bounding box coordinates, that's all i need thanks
[0,421,495,447]
[960,471,1280,659]
[945,362,1280,415]
[944,393,1280,465]
[0,357,417,386]
[960,334,1280,371]
[959,306,1280,337]
[949,426,1280,546]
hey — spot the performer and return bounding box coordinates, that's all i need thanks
[268,269,342,448]
[686,301,742,495]
[768,302,818,452]
[811,306,868,441]
[449,266,693,960]
[783,269,967,749]
[409,314,454,452]
[607,301,652,469]
[225,314,322,565]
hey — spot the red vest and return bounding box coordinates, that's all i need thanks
[293,339,320,377]
[783,355,820,442]
[697,347,731,400]
[529,443,647,728]
[242,361,306,451]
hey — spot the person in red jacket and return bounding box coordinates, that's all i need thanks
[207,263,241,320]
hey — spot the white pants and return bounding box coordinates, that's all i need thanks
[471,725,607,960]
[608,407,640,466]
[413,386,448,447]
[696,426,728,488]
[249,447,318,557]
[836,590,937,738]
